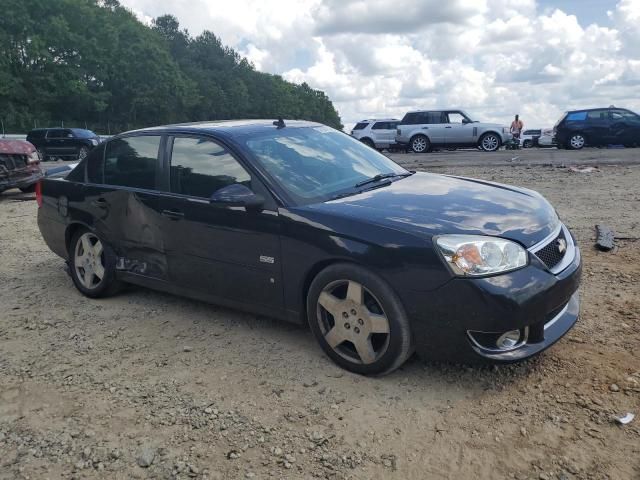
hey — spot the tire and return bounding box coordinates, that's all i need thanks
[410,135,430,153]
[19,184,36,193]
[307,263,413,376]
[523,140,532,148]
[568,133,585,150]
[78,146,90,160]
[360,138,375,149]
[479,133,501,152]
[69,228,123,298]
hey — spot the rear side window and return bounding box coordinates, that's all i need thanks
[104,136,160,190]
[169,136,251,198]
[86,143,106,183]
[353,122,369,130]
[586,110,608,121]
[47,129,73,139]
[566,111,587,121]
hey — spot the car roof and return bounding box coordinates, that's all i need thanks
[357,118,399,122]
[119,119,325,139]
[404,109,466,113]
[566,107,629,113]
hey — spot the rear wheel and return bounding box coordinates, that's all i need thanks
[411,135,430,153]
[568,133,585,150]
[69,229,122,298]
[307,263,413,376]
[479,133,501,152]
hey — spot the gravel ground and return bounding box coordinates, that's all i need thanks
[0,162,639,480]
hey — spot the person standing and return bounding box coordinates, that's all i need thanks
[510,114,524,139]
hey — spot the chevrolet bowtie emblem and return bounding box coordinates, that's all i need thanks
[556,238,567,254]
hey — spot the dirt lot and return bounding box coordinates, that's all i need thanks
[1,157,639,479]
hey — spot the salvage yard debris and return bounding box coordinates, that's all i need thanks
[614,413,635,425]
[568,165,600,173]
[595,225,615,251]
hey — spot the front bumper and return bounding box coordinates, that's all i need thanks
[0,171,43,192]
[406,231,582,363]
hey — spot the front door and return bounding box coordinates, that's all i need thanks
[158,135,283,310]
[610,109,640,146]
[444,111,475,145]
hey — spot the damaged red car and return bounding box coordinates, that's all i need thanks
[0,139,44,193]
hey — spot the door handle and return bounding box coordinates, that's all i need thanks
[445,126,452,129]
[162,209,184,220]
[92,198,108,208]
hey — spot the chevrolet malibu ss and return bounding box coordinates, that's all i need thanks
[37,120,581,375]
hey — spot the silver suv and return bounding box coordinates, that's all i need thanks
[350,119,400,150]
[395,110,512,152]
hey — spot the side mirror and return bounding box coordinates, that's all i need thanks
[462,118,471,124]
[210,184,265,211]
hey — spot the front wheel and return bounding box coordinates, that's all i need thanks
[69,229,122,298]
[479,133,501,152]
[307,264,413,376]
[568,134,585,150]
[523,139,532,148]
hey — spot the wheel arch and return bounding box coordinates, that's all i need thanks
[409,132,431,144]
[478,130,503,149]
[65,221,93,255]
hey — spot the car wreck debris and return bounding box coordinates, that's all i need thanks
[595,225,615,251]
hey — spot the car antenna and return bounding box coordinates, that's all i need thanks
[273,118,286,129]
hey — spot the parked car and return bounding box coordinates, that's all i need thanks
[350,119,400,151]
[37,120,581,375]
[26,128,101,161]
[0,139,44,193]
[520,129,542,148]
[538,128,556,147]
[554,107,640,150]
[396,110,512,152]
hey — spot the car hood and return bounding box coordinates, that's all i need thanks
[308,172,559,248]
[0,139,36,155]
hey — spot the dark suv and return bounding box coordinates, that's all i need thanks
[26,128,101,161]
[554,108,640,150]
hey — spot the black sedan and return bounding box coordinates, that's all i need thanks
[37,120,581,375]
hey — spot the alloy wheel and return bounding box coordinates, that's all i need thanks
[316,280,391,365]
[74,232,105,289]
[412,137,427,153]
[570,134,585,149]
[78,147,89,160]
[481,134,500,151]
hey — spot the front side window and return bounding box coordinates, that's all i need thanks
[446,112,468,124]
[244,126,407,205]
[47,129,68,139]
[104,136,160,190]
[170,136,251,198]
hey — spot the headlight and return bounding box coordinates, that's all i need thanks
[27,151,40,164]
[90,139,99,146]
[435,235,527,276]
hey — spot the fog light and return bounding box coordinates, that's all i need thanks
[496,330,521,349]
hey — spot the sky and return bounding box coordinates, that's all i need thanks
[121,0,640,130]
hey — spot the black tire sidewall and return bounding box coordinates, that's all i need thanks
[306,263,412,376]
[69,228,120,298]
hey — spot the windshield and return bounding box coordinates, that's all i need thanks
[243,126,408,205]
[71,129,97,138]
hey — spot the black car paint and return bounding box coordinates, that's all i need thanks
[37,120,581,363]
[27,128,100,159]
[555,108,640,148]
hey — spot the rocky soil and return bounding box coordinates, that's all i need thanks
[0,163,638,479]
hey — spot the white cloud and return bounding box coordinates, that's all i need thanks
[120,0,640,129]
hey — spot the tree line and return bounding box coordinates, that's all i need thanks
[0,0,343,134]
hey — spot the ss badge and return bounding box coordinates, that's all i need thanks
[259,255,275,264]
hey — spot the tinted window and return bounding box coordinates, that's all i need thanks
[170,137,251,198]
[426,112,444,124]
[372,122,390,130]
[401,113,419,125]
[104,136,160,189]
[610,110,640,121]
[388,122,398,129]
[586,110,608,121]
[86,143,106,184]
[47,129,71,139]
[28,130,46,139]
[353,122,369,130]
[566,111,587,121]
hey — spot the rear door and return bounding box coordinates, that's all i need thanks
[158,134,283,309]
[81,135,169,280]
[418,112,447,145]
